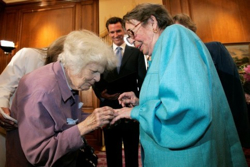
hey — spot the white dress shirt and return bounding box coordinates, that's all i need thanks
[0,48,46,108]
[112,42,125,55]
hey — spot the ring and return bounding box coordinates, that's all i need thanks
[1,122,4,125]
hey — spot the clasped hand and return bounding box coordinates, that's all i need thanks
[111,91,139,124]
[79,91,139,134]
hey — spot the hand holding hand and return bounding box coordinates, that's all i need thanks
[77,106,115,136]
[101,89,120,100]
[0,107,18,131]
[118,91,139,107]
[110,107,133,125]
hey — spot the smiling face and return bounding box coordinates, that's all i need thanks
[108,22,125,46]
[66,62,104,91]
[125,18,159,56]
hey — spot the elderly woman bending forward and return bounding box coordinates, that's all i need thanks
[6,30,117,167]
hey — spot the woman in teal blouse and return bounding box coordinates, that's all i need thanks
[111,3,247,167]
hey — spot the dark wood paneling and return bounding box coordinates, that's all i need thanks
[80,0,99,33]
[190,0,250,43]
[0,0,5,11]
[238,0,250,43]
[0,3,16,73]
[19,5,75,48]
[188,0,213,42]
[0,0,99,66]
[162,0,250,43]
[163,0,190,16]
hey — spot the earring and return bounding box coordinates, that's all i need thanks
[153,28,158,33]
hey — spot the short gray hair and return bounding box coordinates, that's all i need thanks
[123,3,173,30]
[58,29,117,75]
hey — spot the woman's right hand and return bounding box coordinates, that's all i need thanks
[77,106,115,136]
[0,107,18,131]
[118,91,139,107]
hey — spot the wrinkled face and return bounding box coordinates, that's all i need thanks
[108,22,125,46]
[66,63,104,91]
[125,19,156,56]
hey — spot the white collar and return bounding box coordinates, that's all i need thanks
[113,43,126,52]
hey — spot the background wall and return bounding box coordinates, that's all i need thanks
[0,0,99,72]
[163,0,250,43]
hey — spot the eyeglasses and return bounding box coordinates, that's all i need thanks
[126,22,142,44]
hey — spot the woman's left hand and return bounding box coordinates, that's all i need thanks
[77,106,115,136]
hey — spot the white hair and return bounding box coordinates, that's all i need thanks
[58,29,117,75]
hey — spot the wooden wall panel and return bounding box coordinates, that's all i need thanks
[0,0,99,68]
[163,0,190,16]
[238,0,250,43]
[19,6,75,48]
[80,0,99,33]
[1,11,18,42]
[188,0,213,42]
[190,0,250,43]
[0,2,77,71]
[162,0,250,43]
[0,10,17,72]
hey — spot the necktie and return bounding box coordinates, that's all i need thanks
[116,46,122,73]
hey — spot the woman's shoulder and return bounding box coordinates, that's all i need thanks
[13,48,45,60]
[157,24,189,44]
[17,47,39,54]
[161,24,201,44]
[163,24,190,34]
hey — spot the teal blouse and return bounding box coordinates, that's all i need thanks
[131,25,247,167]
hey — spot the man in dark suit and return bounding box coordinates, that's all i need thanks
[93,17,146,167]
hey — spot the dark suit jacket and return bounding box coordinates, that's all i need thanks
[93,45,146,109]
[205,41,250,147]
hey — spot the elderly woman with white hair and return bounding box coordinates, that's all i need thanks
[6,29,117,167]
